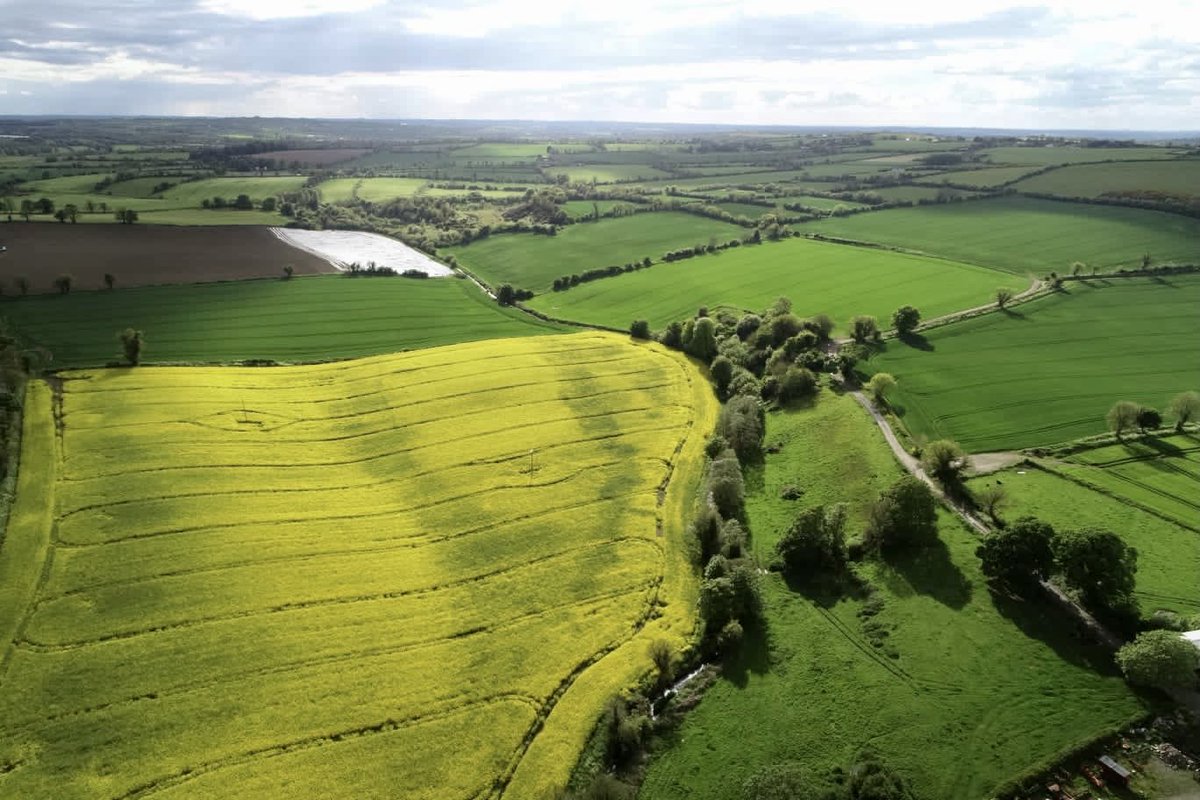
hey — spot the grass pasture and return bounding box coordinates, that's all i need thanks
[0,333,713,799]
[1056,435,1200,533]
[808,196,1200,274]
[545,165,672,183]
[920,166,1039,187]
[0,223,330,293]
[867,276,1200,452]
[640,394,1145,800]
[979,146,1180,166]
[527,237,1020,332]
[1014,159,1200,199]
[446,212,744,292]
[972,464,1200,615]
[1,274,567,367]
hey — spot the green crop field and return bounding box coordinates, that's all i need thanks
[0,333,714,799]
[1054,435,1200,532]
[1014,160,1200,199]
[0,275,567,367]
[920,166,1039,187]
[561,200,633,220]
[714,201,773,219]
[776,194,871,210]
[545,165,671,183]
[639,394,1144,800]
[808,196,1200,274]
[971,464,1200,615]
[978,146,1181,166]
[526,237,1020,331]
[446,212,744,292]
[156,176,308,207]
[868,186,976,203]
[867,277,1200,452]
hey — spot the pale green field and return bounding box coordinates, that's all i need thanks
[1014,160,1200,198]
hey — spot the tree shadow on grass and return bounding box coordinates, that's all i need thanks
[897,331,933,351]
[722,617,772,689]
[987,583,1124,674]
[999,307,1031,321]
[878,539,972,610]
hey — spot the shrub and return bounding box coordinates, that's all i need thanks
[776,504,848,575]
[920,439,965,487]
[721,519,747,558]
[891,305,921,334]
[717,620,744,652]
[863,476,938,552]
[692,507,724,564]
[976,516,1054,587]
[735,314,762,340]
[866,373,896,405]
[1106,400,1140,439]
[1115,630,1199,690]
[768,313,803,346]
[710,355,734,395]
[118,328,144,366]
[849,315,879,343]
[720,395,765,461]
[1136,406,1162,432]
[777,367,818,405]
[630,319,651,340]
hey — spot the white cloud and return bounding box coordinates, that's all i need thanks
[199,0,384,21]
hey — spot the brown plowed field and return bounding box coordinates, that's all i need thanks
[0,223,333,293]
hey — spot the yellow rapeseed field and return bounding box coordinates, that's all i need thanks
[0,332,716,799]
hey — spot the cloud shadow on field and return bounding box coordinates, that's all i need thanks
[879,540,971,610]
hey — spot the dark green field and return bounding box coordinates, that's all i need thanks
[1,275,566,367]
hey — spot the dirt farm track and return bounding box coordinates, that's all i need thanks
[0,223,333,293]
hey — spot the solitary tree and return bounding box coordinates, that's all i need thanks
[495,284,516,305]
[891,305,920,334]
[863,476,938,552]
[629,319,651,340]
[282,264,294,280]
[1169,390,1200,432]
[103,273,115,290]
[14,276,29,296]
[19,199,33,221]
[976,516,1054,586]
[849,315,879,343]
[1053,526,1138,612]
[64,203,78,223]
[53,274,73,295]
[1106,401,1140,440]
[1115,630,1200,690]
[119,328,144,365]
[921,439,965,487]
[1142,252,1152,269]
[777,366,817,405]
[867,372,896,405]
[995,287,1014,308]
[776,503,848,575]
[1071,261,1085,277]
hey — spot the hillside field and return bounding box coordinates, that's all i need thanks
[0,223,330,293]
[807,196,1200,274]
[866,277,1200,452]
[2,275,567,367]
[639,394,1144,800]
[446,212,745,292]
[527,237,1020,331]
[1014,160,1200,199]
[969,464,1200,615]
[0,333,714,799]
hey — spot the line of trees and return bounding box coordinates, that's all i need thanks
[1108,392,1198,438]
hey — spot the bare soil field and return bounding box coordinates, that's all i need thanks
[0,223,332,293]
[254,148,370,165]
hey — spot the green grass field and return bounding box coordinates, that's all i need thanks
[640,393,1145,800]
[978,146,1181,166]
[1056,435,1200,532]
[921,166,1039,187]
[446,212,744,292]
[868,186,976,203]
[526,237,1020,331]
[867,277,1200,452]
[545,165,672,183]
[561,200,632,220]
[775,194,870,210]
[0,333,712,799]
[0,275,567,367]
[971,464,1200,615]
[808,196,1200,274]
[1014,160,1200,199]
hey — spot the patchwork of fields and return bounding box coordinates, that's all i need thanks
[446,212,745,292]
[0,333,714,799]
[639,395,1145,800]
[808,196,1200,274]
[527,236,1021,331]
[867,276,1200,451]
[1014,159,1200,199]
[1,275,566,367]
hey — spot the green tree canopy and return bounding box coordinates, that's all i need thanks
[864,476,938,552]
[976,516,1055,587]
[1115,630,1199,690]
[1053,527,1138,611]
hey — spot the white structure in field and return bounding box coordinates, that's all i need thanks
[271,228,453,277]
[1183,630,1200,651]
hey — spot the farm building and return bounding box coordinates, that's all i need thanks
[1097,755,1131,785]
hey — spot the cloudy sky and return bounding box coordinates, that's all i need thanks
[1,0,1197,129]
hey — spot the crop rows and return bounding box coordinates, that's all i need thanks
[0,332,714,799]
